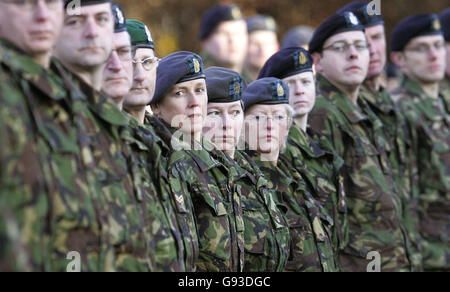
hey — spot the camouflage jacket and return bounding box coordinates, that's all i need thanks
[148,116,245,272]
[122,114,195,271]
[0,38,115,271]
[360,84,423,271]
[245,150,338,272]
[308,74,412,272]
[391,77,450,271]
[283,125,348,258]
[233,151,290,272]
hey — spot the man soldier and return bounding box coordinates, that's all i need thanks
[308,11,412,271]
[439,9,450,91]
[0,0,120,271]
[390,14,449,272]
[337,1,423,271]
[199,4,248,74]
[243,15,279,83]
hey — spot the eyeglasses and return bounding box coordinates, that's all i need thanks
[0,0,62,10]
[404,42,445,54]
[132,57,160,71]
[322,41,369,54]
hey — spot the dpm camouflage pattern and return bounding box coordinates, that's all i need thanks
[391,76,450,271]
[308,74,412,272]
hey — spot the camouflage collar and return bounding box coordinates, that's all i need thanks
[148,116,221,172]
[288,125,327,159]
[0,38,66,101]
[402,76,449,122]
[401,76,428,98]
[68,70,129,127]
[317,74,368,124]
[360,84,395,114]
[233,150,262,186]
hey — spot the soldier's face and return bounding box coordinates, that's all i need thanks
[54,3,114,70]
[315,31,370,88]
[203,101,244,155]
[244,104,290,156]
[202,20,248,67]
[365,24,387,79]
[247,30,279,70]
[399,35,446,84]
[446,43,450,77]
[124,48,157,108]
[102,31,133,107]
[0,0,63,56]
[283,72,316,118]
[152,79,208,137]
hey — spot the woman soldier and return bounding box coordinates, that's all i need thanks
[242,78,338,272]
[202,67,290,272]
[148,52,245,272]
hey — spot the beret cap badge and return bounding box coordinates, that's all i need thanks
[433,18,441,31]
[231,6,242,20]
[234,81,241,96]
[193,58,201,74]
[277,83,285,98]
[115,6,124,25]
[298,51,307,65]
[348,12,360,26]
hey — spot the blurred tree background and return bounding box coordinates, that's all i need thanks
[117,0,449,58]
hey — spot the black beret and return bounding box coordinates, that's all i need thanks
[126,19,154,50]
[336,1,384,28]
[258,47,313,80]
[440,9,450,42]
[64,0,111,9]
[242,78,290,111]
[152,52,206,105]
[112,4,127,33]
[309,11,365,54]
[199,4,244,41]
[281,26,315,49]
[246,15,277,33]
[391,14,443,52]
[205,67,247,104]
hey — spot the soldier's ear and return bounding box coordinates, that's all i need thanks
[311,52,323,74]
[150,103,161,116]
[390,52,405,69]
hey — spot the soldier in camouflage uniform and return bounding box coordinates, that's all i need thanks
[199,4,248,74]
[242,78,338,272]
[0,0,117,271]
[337,2,423,271]
[308,12,412,271]
[258,47,348,263]
[53,0,183,271]
[148,51,245,272]
[123,17,199,272]
[390,14,449,271]
[440,9,450,92]
[202,67,291,272]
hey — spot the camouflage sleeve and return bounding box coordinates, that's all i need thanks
[0,76,50,271]
[0,110,39,272]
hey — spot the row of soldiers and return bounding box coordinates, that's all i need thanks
[0,0,448,272]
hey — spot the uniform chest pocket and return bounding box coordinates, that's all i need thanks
[190,183,229,217]
[341,126,379,157]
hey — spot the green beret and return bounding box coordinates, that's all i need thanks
[126,19,155,50]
